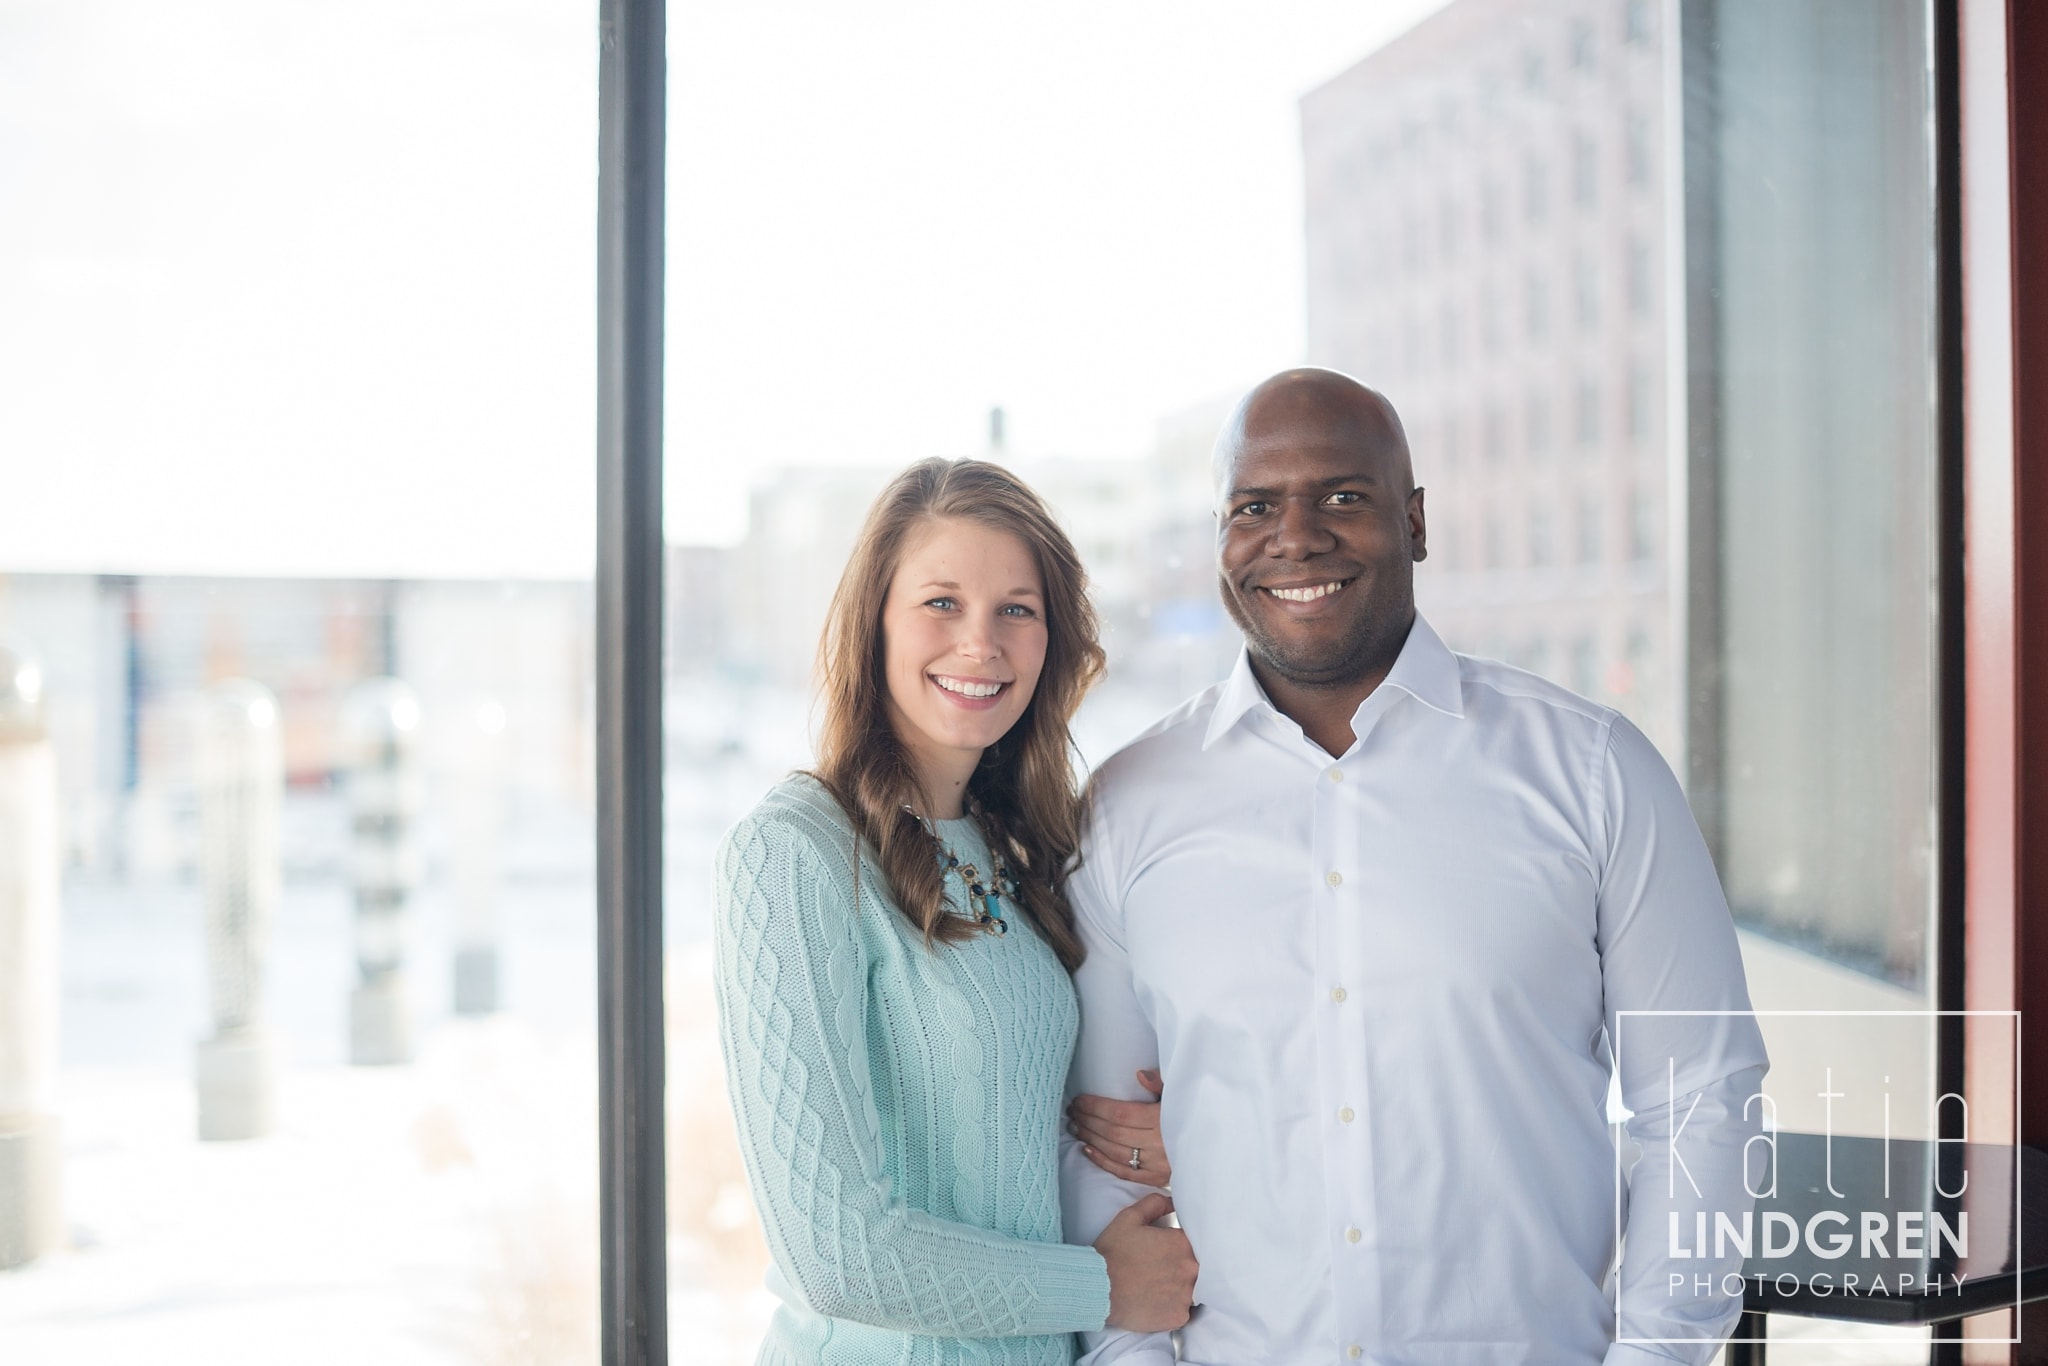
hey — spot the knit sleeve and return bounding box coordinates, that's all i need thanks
[713,809,1113,1338]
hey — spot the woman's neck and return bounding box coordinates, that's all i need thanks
[904,745,981,820]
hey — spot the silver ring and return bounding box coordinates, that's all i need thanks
[1128,1147,1142,1170]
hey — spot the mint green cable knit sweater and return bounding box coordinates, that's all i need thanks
[713,775,1112,1365]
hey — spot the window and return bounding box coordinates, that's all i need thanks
[1570,20,1596,73]
[1528,501,1555,568]
[1624,0,1654,47]
[1625,108,1652,189]
[1626,364,1653,447]
[1574,253,1600,329]
[1570,636,1600,699]
[1576,491,1604,565]
[1524,269,1550,341]
[1526,393,1551,459]
[1484,404,1507,464]
[1524,153,1549,223]
[1629,484,1658,564]
[1575,379,1601,448]
[1438,194,1460,261]
[1480,175,1504,243]
[1572,131,1598,208]
[1440,300,1462,371]
[1481,279,1504,353]
[1441,415,1461,471]
[1523,46,1547,96]
[1626,236,1653,317]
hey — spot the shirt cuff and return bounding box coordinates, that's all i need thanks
[1077,1342,1176,1366]
[1601,1342,1702,1366]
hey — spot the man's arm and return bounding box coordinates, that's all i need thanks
[1594,715,1771,1364]
[1062,817,1179,1366]
[1609,1066,1766,1365]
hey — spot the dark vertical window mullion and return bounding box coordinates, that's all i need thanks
[597,2,668,1365]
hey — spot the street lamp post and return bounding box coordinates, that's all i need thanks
[343,677,423,1066]
[0,641,62,1268]
[195,678,282,1140]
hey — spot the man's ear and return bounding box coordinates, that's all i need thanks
[1408,487,1428,562]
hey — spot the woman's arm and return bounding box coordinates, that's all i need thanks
[713,811,1111,1338]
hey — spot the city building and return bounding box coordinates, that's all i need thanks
[1301,0,1678,753]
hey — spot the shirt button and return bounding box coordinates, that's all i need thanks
[1345,1226,1362,1243]
[1327,766,1344,783]
[1339,1106,1356,1123]
[1330,986,1347,1004]
[1325,870,1343,887]
[1348,1349,1363,1361]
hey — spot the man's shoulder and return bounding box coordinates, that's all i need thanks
[1088,680,1230,798]
[1452,650,1618,738]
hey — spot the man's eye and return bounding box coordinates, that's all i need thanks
[1234,502,1270,518]
[1326,491,1363,506]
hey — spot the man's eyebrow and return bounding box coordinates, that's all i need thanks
[1226,473,1380,500]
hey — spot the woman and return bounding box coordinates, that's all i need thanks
[714,458,1198,1365]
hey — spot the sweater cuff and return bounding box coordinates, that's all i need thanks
[1033,1244,1112,1332]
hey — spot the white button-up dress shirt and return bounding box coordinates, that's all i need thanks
[1060,615,1768,1366]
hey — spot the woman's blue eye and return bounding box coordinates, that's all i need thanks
[999,603,1037,618]
[925,596,957,611]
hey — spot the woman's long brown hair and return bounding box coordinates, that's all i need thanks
[809,457,1105,972]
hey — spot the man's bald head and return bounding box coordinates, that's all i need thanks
[1212,368,1414,502]
[1209,366,1428,700]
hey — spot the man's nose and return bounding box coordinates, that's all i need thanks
[1269,499,1337,558]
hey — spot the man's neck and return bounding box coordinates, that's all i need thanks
[1250,661,1386,758]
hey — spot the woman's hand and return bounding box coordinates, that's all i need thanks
[1092,1192,1198,1332]
[1067,1068,1170,1187]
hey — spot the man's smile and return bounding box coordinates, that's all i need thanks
[1257,576,1357,604]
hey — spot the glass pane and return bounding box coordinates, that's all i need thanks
[1681,0,1939,995]
[0,4,600,1362]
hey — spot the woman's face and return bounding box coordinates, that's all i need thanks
[881,516,1049,787]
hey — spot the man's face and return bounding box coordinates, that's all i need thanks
[1214,407,1426,689]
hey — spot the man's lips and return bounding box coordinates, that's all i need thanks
[1255,576,1357,604]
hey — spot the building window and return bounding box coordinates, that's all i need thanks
[1625,108,1652,188]
[1439,194,1459,261]
[1575,379,1601,448]
[1481,280,1504,353]
[1440,300,1462,371]
[1485,508,1507,570]
[1404,313,1424,379]
[1574,253,1600,329]
[1572,131,1597,208]
[1484,405,1507,463]
[1526,393,1551,459]
[1624,0,1653,47]
[1529,500,1554,567]
[1525,270,1549,341]
[1481,176,1503,243]
[1403,209,1424,270]
[1626,236,1652,317]
[1630,484,1657,563]
[1570,19,1596,72]
[1627,365,1653,447]
[1523,47,1546,95]
[1570,636,1600,698]
[1441,414,1461,470]
[1524,153,1548,223]
[1577,491,1603,564]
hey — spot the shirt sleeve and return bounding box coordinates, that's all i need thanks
[1592,714,1769,1363]
[1594,713,1770,1108]
[714,812,1112,1338]
[1606,1065,1767,1365]
[1059,806,1178,1364]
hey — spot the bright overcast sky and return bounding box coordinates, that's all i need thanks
[0,0,1447,578]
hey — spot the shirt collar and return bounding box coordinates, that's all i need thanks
[1200,611,1465,751]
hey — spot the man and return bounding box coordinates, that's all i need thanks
[1059,369,1767,1364]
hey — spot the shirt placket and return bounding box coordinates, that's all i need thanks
[1312,736,1381,1362]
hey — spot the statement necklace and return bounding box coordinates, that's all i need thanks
[904,805,1014,937]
